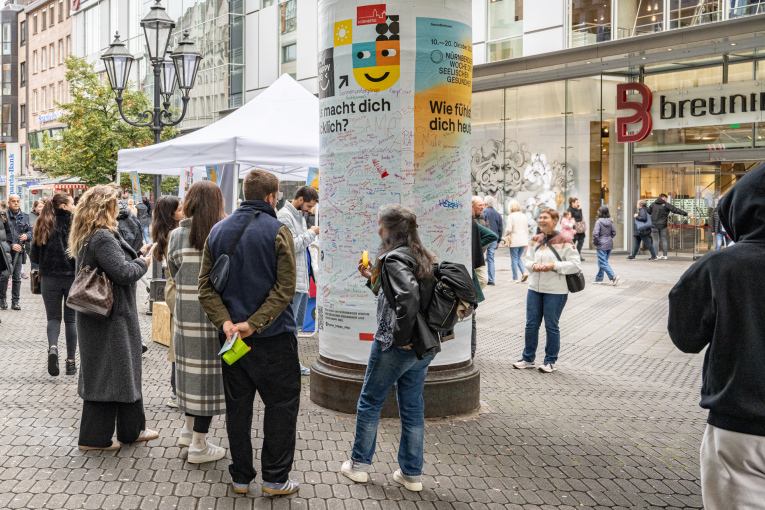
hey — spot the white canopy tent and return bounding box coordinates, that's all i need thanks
[116,74,319,183]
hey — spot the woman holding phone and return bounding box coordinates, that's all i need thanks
[167,182,227,463]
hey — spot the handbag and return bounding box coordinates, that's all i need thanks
[66,241,114,319]
[210,211,260,294]
[541,237,585,293]
[30,269,41,295]
[574,220,587,234]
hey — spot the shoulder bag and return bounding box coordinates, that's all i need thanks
[541,237,585,293]
[574,220,587,234]
[30,269,41,295]
[66,240,114,319]
[210,211,260,294]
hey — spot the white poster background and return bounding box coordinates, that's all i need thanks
[317,0,473,367]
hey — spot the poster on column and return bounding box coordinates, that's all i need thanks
[317,0,472,367]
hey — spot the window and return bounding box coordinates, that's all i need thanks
[42,8,46,30]
[66,35,70,57]
[262,0,276,7]
[58,82,63,104]
[282,43,296,63]
[50,5,54,26]
[42,87,46,110]
[20,62,25,87]
[67,0,70,17]
[2,23,10,56]
[279,0,297,78]
[33,89,37,113]
[110,0,118,39]
[84,6,100,56]
[33,13,37,34]
[59,0,63,22]
[570,0,612,47]
[280,0,296,34]
[33,50,37,73]
[58,40,63,64]
[49,43,54,68]
[20,104,25,128]
[2,64,10,96]
[50,84,55,108]
[487,0,524,61]
[41,47,47,71]
[19,21,26,46]
[2,104,10,136]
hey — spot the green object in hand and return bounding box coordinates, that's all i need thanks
[222,338,250,365]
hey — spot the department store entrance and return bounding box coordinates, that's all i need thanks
[636,160,760,258]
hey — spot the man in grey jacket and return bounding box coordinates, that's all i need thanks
[277,186,319,376]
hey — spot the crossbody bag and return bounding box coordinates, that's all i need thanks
[541,237,585,293]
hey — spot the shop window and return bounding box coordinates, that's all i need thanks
[19,104,25,128]
[669,0,721,29]
[570,0,612,47]
[19,20,25,46]
[20,62,25,87]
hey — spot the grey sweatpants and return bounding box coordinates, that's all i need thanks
[701,424,765,509]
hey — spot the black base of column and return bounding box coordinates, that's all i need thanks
[310,355,480,418]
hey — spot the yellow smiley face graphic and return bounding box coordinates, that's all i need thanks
[352,41,400,92]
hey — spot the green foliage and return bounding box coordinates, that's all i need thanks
[31,56,179,187]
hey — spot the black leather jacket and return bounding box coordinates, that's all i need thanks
[379,246,439,359]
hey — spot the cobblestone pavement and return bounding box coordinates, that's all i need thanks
[0,253,707,509]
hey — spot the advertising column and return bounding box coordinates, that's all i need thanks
[313,0,475,417]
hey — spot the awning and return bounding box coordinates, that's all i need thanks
[28,183,88,191]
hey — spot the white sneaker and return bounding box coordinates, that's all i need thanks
[393,469,422,492]
[612,276,620,287]
[538,363,557,373]
[513,360,535,369]
[591,280,604,284]
[521,273,530,283]
[341,460,369,483]
[188,440,226,464]
[178,429,192,448]
[661,255,668,260]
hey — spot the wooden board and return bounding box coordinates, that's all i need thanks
[152,301,172,347]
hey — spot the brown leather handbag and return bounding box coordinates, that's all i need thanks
[66,241,114,319]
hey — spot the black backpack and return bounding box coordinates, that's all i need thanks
[423,261,477,334]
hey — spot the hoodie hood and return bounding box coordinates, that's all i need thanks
[117,200,130,220]
[653,197,667,206]
[718,162,765,243]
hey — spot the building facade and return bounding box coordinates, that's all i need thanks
[0,3,22,200]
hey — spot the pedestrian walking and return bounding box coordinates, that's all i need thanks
[69,185,157,451]
[150,196,184,408]
[199,169,301,496]
[567,197,586,261]
[1,195,32,310]
[668,163,765,509]
[135,197,152,243]
[560,211,575,240]
[627,200,657,260]
[482,196,503,286]
[502,200,529,283]
[28,200,44,273]
[167,182,227,464]
[513,208,581,373]
[29,193,77,377]
[277,185,319,376]
[591,206,619,286]
[340,204,437,492]
[648,193,692,259]
[710,204,726,250]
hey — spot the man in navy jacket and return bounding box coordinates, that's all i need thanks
[482,196,503,285]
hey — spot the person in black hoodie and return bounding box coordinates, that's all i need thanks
[668,163,765,509]
[648,193,692,259]
[117,200,144,253]
[30,193,77,377]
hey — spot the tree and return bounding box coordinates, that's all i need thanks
[31,56,180,191]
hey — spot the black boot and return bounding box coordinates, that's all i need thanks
[48,347,59,377]
[0,299,7,310]
[11,302,20,310]
[65,360,76,376]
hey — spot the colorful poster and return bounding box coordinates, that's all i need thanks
[306,167,319,190]
[129,171,141,202]
[206,166,220,185]
[317,0,472,367]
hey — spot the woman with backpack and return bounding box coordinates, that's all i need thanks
[513,208,581,374]
[341,203,436,493]
[591,206,619,286]
[627,200,657,261]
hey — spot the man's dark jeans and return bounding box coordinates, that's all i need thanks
[0,252,23,303]
[220,331,301,485]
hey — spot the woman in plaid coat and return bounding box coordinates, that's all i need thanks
[167,182,227,464]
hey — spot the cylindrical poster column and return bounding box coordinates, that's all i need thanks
[312,0,476,417]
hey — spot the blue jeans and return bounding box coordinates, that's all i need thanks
[141,226,150,244]
[351,340,434,477]
[509,246,526,280]
[522,290,568,365]
[595,249,615,281]
[631,233,656,258]
[486,241,497,283]
[291,292,309,335]
[715,233,725,250]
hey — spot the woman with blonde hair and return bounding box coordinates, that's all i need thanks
[503,199,529,283]
[70,184,158,451]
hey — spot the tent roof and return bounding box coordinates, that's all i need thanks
[117,74,318,180]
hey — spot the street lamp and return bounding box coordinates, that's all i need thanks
[101,0,201,310]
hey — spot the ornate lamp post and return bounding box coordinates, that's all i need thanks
[101,0,201,308]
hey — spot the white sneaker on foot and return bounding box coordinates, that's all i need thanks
[538,363,557,373]
[612,276,620,286]
[393,469,422,492]
[521,273,529,283]
[178,429,192,448]
[188,440,226,464]
[513,360,535,369]
[341,460,369,483]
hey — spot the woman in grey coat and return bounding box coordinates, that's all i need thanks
[167,181,227,464]
[70,185,158,451]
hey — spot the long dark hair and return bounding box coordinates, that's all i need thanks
[377,204,434,280]
[151,196,181,262]
[184,181,225,250]
[33,193,72,245]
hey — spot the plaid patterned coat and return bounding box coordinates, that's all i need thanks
[167,220,225,416]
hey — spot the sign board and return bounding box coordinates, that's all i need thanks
[6,143,18,199]
[129,171,141,202]
[617,80,765,142]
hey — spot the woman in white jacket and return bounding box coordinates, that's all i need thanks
[513,208,581,373]
[503,200,529,283]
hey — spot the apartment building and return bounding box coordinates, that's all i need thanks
[0,3,21,200]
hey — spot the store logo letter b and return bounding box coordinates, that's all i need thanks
[616,83,652,143]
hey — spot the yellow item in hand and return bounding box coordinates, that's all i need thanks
[222,338,251,365]
[362,251,369,268]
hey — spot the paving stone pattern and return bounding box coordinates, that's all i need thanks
[0,252,707,509]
